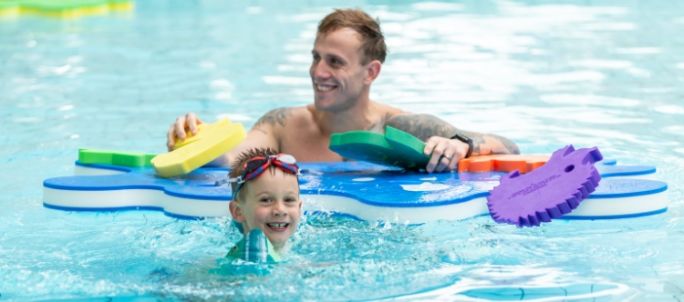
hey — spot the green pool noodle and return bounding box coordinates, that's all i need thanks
[78,148,157,168]
[329,126,429,170]
[0,0,133,18]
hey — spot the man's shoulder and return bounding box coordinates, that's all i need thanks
[372,101,404,115]
[371,102,406,124]
[264,105,310,116]
[254,105,309,129]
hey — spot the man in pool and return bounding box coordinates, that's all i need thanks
[167,9,519,173]
[226,147,301,262]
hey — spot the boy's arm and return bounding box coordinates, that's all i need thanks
[385,113,519,172]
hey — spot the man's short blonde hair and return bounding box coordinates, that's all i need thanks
[317,8,387,64]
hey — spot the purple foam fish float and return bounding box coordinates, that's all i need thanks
[487,145,603,227]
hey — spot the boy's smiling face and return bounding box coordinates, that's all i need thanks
[230,168,301,250]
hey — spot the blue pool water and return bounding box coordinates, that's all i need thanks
[2,1,684,300]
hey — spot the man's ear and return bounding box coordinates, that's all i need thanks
[364,60,382,85]
[229,201,245,223]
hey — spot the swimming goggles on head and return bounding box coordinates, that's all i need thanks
[228,153,300,199]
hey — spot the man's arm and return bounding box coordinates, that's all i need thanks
[213,108,289,167]
[386,113,519,155]
[385,113,519,172]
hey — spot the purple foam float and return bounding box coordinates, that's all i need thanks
[487,145,603,227]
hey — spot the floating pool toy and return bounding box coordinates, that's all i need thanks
[151,119,246,178]
[454,282,625,301]
[78,120,247,179]
[331,126,551,174]
[458,153,548,174]
[329,126,429,170]
[0,0,133,19]
[488,145,603,227]
[78,148,155,168]
[43,148,669,223]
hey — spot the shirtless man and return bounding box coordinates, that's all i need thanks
[167,9,519,173]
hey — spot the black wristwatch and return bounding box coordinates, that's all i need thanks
[450,133,473,158]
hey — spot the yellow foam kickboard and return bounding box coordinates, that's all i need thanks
[151,119,246,178]
[0,1,134,20]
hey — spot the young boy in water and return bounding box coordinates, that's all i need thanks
[226,147,302,262]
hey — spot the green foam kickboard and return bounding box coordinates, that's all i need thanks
[78,148,157,168]
[384,126,429,167]
[329,126,429,170]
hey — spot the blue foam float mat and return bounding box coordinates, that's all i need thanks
[42,159,668,223]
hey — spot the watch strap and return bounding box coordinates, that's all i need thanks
[450,133,473,158]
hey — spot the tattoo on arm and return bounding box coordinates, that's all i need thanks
[254,107,292,128]
[385,113,520,155]
[483,133,520,154]
[385,114,457,141]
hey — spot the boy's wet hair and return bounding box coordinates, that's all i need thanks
[229,147,280,201]
[317,8,387,64]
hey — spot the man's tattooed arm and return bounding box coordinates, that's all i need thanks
[253,107,292,129]
[385,113,520,155]
[250,107,295,151]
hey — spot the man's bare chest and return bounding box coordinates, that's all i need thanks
[280,129,343,162]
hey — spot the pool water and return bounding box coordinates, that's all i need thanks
[2,1,684,300]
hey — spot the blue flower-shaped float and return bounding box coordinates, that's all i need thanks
[42,148,668,224]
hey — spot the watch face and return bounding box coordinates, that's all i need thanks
[450,133,471,143]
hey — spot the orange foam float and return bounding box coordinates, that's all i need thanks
[458,154,549,174]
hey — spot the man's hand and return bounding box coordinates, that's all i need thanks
[166,112,204,151]
[423,136,470,173]
[386,113,519,173]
